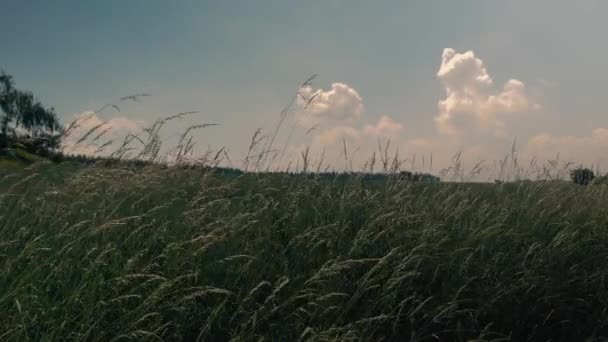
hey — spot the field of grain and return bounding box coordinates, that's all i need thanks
[2,161,608,341]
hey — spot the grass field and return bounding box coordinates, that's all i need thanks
[2,160,608,341]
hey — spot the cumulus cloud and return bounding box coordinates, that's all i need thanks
[295,82,400,144]
[297,82,364,127]
[363,115,403,136]
[278,49,603,179]
[276,51,545,176]
[436,48,535,136]
[61,111,144,156]
[296,83,401,139]
[282,81,405,168]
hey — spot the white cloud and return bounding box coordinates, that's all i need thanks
[279,81,408,170]
[61,111,144,156]
[436,48,535,136]
[297,82,364,126]
[275,49,608,179]
[269,51,550,178]
[295,115,403,170]
[308,115,403,156]
[363,115,403,136]
[295,82,400,146]
[312,126,360,146]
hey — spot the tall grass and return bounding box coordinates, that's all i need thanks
[2,160,608,341]
[3,78,608,341]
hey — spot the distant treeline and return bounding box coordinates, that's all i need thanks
[53,153,442,182]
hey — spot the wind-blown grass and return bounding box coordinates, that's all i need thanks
[2,160,608,341]
[2,76,607,340]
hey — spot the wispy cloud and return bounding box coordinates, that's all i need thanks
[525,128,608,166]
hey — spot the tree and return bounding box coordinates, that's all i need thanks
[0,71,61,150]
[570,167,595,185]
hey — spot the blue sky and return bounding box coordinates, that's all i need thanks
[3,1,608,175]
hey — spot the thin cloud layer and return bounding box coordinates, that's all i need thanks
[525,128,608,166]
[312,126,360,147]
[436,48,534,136]
[306,115,403,151]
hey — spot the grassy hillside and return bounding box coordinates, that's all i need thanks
[2,161,608,341]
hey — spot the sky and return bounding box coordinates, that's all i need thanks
[2,1,608,179]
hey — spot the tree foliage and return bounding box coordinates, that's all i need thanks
[570,167,595,185]
[0,71,62,151]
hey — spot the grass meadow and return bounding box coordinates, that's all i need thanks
[2,156,608,341]
[1,76,607,341]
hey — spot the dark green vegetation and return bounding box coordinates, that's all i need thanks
[0,72,62,154]
[0,71,64,179]
[571,167,595,186]
[2,161,608,341]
